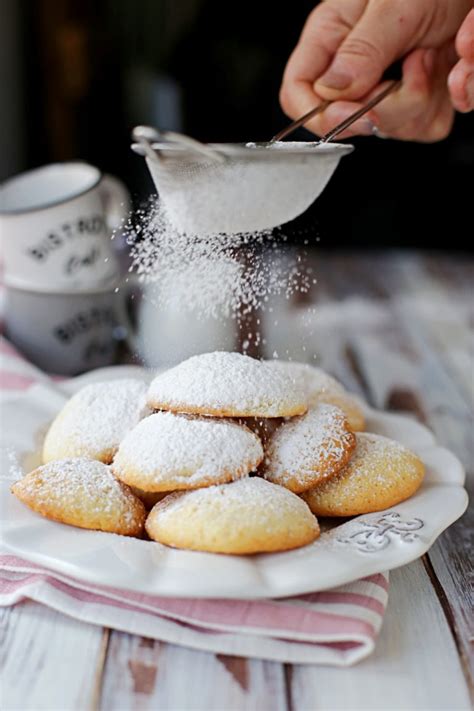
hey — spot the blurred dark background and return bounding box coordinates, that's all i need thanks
[1,0,473,248]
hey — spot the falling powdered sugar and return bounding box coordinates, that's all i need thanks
[124,198,314,320]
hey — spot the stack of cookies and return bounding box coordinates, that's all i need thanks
[12,351,425,555]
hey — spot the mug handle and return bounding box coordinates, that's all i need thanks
[99,174,131,232]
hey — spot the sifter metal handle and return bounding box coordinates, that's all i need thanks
[131,126,226,163]
[272,60,403,143]
[319,78,402,143]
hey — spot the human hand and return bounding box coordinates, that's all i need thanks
[448,9,474,113]
[280,0,473,142]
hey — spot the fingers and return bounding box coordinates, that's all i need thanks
[455,9,474,61]
[314,0,428,99]
[299,45,456,142]
[385,93,455,143]
[280,0,367,118]
[448,59,474,112]
[294,100,376,139]
[313,0,473,101]
[279,0,471,141]
[448,9,474,112]
[367,50,435,135]
[369,46,455,141]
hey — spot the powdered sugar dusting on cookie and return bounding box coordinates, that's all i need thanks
[147,477,319,553]
[12,458,145,533]
[266,360,345,402]
[156,478,313,522]
[263,403,355,491]
[43,379,151,463]
[147,351,307,417]
[267,360,365,430]
[112,411,264,489]
[303,432,425,516]
[327,433,423,494]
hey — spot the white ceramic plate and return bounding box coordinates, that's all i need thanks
[0,367,468,599]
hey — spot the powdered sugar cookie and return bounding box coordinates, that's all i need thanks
[302,432,425,516]
[267,360,365,431]
[145,477,319,554]
[318,390,365,433]
[43,379,150,464]
[12,458,146,536]
[147,351,307,418]
[262,403,356,492]
[112,412,264,492]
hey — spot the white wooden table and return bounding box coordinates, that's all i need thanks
[1,251,472,710]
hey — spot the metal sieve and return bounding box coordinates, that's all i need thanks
[131,75,401,235]
[131,127,353,235]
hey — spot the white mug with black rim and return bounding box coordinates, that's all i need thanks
[0,162,130,291]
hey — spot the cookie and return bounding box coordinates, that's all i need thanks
[232,417,282,446]
[147,351,307,418]
[262,403,356,492]
[43,379,150,464]
[129,487,172,510]
[145,477,320,554]
[318,391,366,433]
[112,411,264,492]
[302,432,425,516]
[12,458,146,536]
[267,360,365,431]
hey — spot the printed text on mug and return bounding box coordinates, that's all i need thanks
[26,215,106,262]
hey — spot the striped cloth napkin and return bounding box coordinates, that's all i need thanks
[0,335,389,666]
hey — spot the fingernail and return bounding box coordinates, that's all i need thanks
[423,49,436,75]
[317,62,353,90]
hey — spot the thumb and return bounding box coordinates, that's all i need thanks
[314,1,420,99]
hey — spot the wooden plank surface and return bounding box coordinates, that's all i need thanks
[1,250,472,711]
[267,249,473,691]
[346,252,473,684]
[100,635,287,711]
[0,601,106,710]
[289,562,471,711]
[390,253,474,684]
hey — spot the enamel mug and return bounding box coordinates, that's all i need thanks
[0,162,129,291]
[3,280,129,375]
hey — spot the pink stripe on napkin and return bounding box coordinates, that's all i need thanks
[0,371,39,390]
[0,339,23,358]
[0,335,45,389]
[0,555,388,665]
[0,335,390,666]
